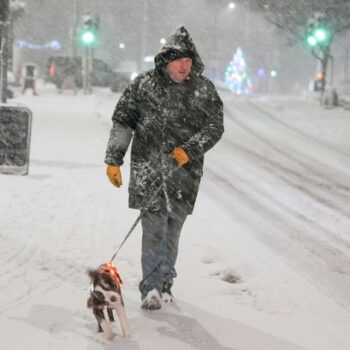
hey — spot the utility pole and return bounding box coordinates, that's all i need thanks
[82,45,92,94]
[70,0,79,58]
[0,0,9,103]
[7,1,25,74]
[81,10,97,94]
[306,13,333,93]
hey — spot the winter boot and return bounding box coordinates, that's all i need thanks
[141,289,162,310]
[161,281,173,302]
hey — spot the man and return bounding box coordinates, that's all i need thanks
[105,26,224,310]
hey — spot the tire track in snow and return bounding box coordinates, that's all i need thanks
[212,152,350,256]
[223,136,350,226]
[204,165,350,313]
[0,244,87,314]
[226,103,350,185]
[247,101,350,159]
[224,107,350,219]
[0,233,37,274]
[0,203,89,313]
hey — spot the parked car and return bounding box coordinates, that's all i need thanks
[91,59,116,87]
[45,56,115,88]
[110,61,138,92]
[110,71,136,92]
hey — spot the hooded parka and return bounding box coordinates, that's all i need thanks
[105,26,224,214]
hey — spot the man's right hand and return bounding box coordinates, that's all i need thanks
[106,165,122,188]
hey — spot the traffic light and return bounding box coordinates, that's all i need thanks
[306,14,331,48]
[307,34,317,47]
[314,71,326,92]
[79,12,98,46]
[314,28,327,42]
[81,30,95,45]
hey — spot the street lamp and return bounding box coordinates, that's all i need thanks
[210,1,236,80]
[160,38,166,45]
[119,42,125,49]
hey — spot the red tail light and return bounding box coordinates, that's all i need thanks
[48,64,57,76]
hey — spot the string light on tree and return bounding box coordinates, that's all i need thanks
[225,47,253,95]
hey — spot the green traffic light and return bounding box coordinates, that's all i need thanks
[315,28,327,42]
[82,31,95,44]
[307,35,317,46]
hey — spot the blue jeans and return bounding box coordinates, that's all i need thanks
[139,203,187,298]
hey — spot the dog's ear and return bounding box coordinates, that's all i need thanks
[88,269,99,279]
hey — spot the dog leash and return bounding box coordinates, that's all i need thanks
[109,165,181,262]
[89,175,165,294]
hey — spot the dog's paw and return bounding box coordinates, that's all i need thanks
[106,332,116,341]
[100,320,116,341]
[161,292,173,303]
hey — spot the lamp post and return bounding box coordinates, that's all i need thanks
[69,0,79,58]
[80,10,98,94]
[210,1,236,81]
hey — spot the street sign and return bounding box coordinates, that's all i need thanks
[0,105,32,175]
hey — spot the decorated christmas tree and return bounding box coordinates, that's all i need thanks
[225,47,253,95]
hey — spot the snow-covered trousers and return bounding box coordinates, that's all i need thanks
[139,201,187,298]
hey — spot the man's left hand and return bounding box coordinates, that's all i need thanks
[172,147,190,166]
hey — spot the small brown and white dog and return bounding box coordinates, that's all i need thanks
[87,262,130,340]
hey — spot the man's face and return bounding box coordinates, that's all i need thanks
[166,57,193,83]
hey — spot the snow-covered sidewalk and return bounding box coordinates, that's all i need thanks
[1,85,349,350]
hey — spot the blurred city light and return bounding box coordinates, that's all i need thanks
[81,30,95,45]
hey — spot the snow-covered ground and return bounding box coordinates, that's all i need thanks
[1,82,350,350]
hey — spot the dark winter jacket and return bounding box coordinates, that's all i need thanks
[105,26,224,214]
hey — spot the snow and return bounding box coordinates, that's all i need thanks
[1,83,350,350]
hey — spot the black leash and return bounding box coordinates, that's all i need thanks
[109,166,180,262]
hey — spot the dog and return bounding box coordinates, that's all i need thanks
[87,262,130,340]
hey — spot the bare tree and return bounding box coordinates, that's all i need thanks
[236,0,350,41]
[237,0,350,92]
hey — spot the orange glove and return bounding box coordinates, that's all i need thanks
[106,165,122,187]
[172,147,189,166]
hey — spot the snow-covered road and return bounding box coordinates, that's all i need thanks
[218,96,350,311]
[1,85,349,350]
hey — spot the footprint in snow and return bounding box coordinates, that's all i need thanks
[210,267,242,284]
